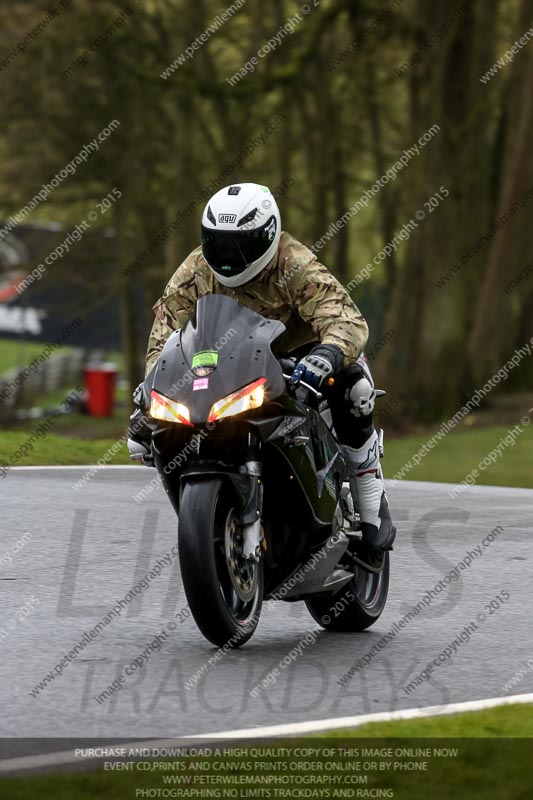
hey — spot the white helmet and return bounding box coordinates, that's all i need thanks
[201,183,281,287]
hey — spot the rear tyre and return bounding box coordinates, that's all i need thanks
[178,479,263,647]
[305,553,389,632]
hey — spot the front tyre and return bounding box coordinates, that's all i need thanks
[178,479,263,648]
[305,553,389,632]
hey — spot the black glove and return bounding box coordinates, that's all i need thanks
[291,344,344,388]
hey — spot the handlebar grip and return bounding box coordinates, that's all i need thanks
[279,357,297,372]
[282,373,323,400]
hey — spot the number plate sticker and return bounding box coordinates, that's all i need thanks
[193,378,209,391]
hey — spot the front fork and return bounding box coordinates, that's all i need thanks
[180,430,264,562]
[239,434,263,562]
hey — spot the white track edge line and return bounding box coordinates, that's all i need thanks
[191,691,533,738]
[1,692,532,773]
[7,468,533,493]
[7,465,137,470]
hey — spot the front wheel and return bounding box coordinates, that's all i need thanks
[305,553,389,632]
[178,478,263,647]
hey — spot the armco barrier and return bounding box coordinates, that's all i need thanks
[0,348,89,420]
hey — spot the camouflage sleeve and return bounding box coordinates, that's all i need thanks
[283,243,368,366]
[145,252,200,375]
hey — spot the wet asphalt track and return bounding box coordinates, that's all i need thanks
[1,467,532,750]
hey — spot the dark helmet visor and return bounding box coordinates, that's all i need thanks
[201,215,277,277]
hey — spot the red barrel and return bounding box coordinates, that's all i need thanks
[83,363,118,417]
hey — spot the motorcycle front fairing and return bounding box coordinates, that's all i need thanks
[151,294,286,425]
[146,294,344,552]
[146,295,286,518]
[261,395,344,527]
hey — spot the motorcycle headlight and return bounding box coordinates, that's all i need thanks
[149,390,193,426]
[208,377,266,422]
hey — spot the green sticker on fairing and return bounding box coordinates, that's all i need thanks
[192,350,219,368]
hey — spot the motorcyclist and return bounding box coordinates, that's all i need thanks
[130,182,396,565]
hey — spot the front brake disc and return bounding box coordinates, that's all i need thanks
[224,510,256,602]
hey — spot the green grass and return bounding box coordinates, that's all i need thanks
[330,702,533,737]
[0,338,65,375]
[0,338,124,377]
[1,421,531,489]
[383,423,533,488]
[1,706,532,799]
[0,431,131,468]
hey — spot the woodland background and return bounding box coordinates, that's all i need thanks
[1,0,532,422]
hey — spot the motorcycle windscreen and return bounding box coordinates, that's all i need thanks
[152,294,287,424]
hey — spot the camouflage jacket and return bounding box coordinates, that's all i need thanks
[146,231,368,374]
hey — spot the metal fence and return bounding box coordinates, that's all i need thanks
[0,348,89,421]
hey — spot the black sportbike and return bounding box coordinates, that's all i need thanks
[140,294,389,647]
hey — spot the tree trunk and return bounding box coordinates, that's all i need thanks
[376,0,502,420]
[467,2,533,379]
[115,194,142,410]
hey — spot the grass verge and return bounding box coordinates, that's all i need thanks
[1,422,532,489]
[0,431,130,467]
[1,705,532,799]
[383,423,532,488]
[0,338,67,374]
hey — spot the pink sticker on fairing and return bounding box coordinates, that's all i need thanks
[193,378,209,391]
